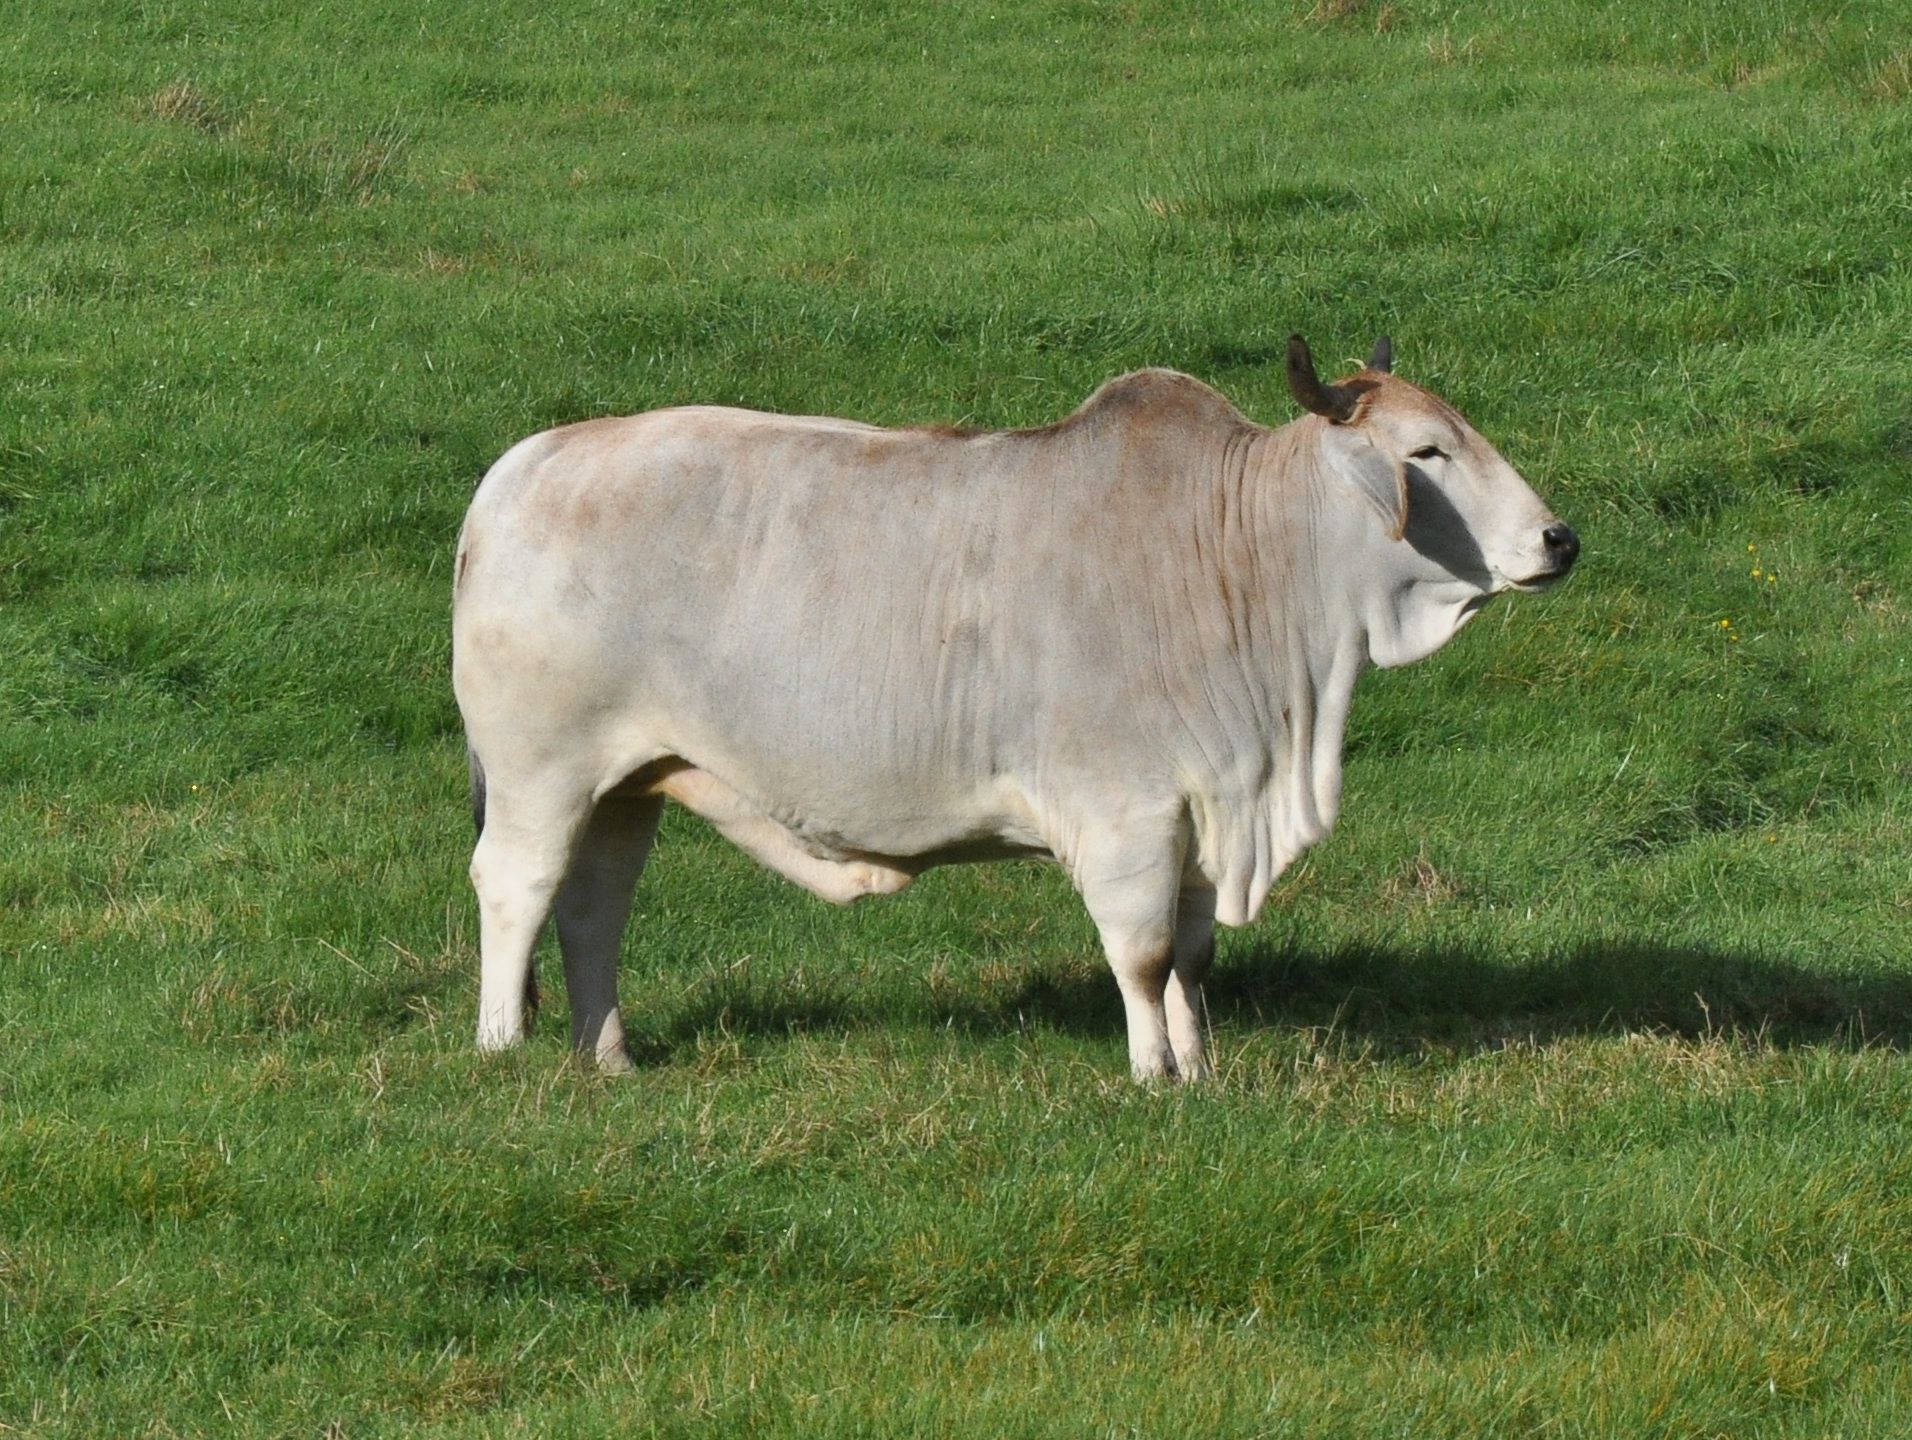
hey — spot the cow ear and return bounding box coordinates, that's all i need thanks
[1319,424,1409,540]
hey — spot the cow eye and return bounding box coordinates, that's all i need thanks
[1409,445,1447,461]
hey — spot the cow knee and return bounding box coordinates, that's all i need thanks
[849,861,914,901]
[471,844,565,913]
[1107,937,1175,997]
[796,859,916,906]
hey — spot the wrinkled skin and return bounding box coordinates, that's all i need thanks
[452,342,1577,1080]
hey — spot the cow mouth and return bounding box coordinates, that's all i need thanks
[1509,567,1572,593]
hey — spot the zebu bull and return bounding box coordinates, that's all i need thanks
[452,336,1578,1080]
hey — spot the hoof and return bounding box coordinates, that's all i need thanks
[475,1023,523,1054]
[1175,1056,1215,1084]
[1129,1050,1180,1084]
[595,1044,637,1077]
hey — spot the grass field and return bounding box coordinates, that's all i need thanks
[4,0,1911,1433]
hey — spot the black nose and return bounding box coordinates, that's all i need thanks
[1542,523,1580,570]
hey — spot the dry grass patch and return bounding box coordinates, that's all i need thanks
[335,120,413,202]
[178,965,310,1042]
[1424,29,1485,64]
[1727,60,1790,90]
[778,253,863,285]
[147,82,229,134]
[1381,846,1468,907]
[78,891,220,947]
[389,1345,508,1421]
[1303,0,1368,21]
[1868,51,1912,100]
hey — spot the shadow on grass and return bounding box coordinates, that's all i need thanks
[1208,938,1912,1051]
[630,939,1912,1063]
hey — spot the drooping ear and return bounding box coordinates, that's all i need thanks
[1319,422,1409,540]
[1367,335,1393,374]
[1285,333,1357,422]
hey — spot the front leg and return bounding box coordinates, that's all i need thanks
[1165,885,1217,1082]
[1073,823,1188,1082]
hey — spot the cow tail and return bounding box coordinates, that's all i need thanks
[467,744,487,837]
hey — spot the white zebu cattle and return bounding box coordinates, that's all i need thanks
[452,336,1578,1080]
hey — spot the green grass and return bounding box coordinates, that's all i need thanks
[4,0,1912,1433]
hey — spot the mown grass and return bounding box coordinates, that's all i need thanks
[4,0,1911,1434]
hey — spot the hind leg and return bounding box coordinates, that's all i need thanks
[654,766,914,903]
[554,793,663,1074]
[471,779,594,1053]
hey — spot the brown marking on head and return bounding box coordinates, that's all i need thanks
[1335,374,1385,420]
[1353,370,1470,432]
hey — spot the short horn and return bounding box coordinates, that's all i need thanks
[1367,335,1393,373]
[1285,333,1356,422]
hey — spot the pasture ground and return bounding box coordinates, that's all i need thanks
[3,1,1910,1434]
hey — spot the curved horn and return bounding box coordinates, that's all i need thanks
[1285,333,1356,422]
[1367,335,1393,373]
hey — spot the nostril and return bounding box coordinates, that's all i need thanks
[1542,523,1580,566]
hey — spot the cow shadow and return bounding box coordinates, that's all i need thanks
[1199,938,1912,1052]
[627,936,1912,1063]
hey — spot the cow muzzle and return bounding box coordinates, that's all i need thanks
[1511,522,1580,590]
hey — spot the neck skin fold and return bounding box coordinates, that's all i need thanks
[1185,422,1489,927]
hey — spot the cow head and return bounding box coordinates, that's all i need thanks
[1285,334,1578,596]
